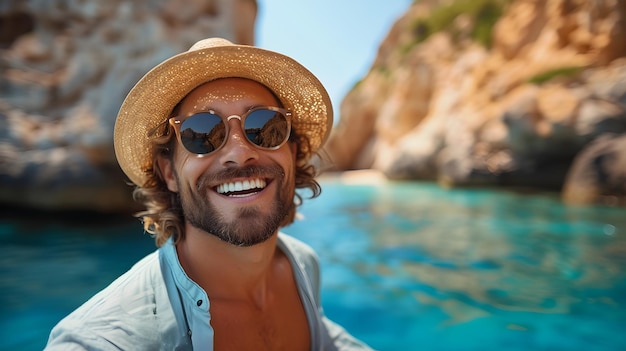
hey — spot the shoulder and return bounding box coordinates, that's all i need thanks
[277,233,321,300]
[77,250,163,313]
[277,233,320,275]
[278,233,317,260]
[46,250,175,350]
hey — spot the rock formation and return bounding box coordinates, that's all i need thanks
[0,0,257,212]
[325,0,626,205]
[2,0,625,211]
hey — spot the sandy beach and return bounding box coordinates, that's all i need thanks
[318,169,388,185]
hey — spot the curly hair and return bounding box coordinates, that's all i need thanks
[133,119,323,247]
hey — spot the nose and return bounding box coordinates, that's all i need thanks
[217,116,259,166]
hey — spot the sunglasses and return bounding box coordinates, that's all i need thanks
[168,106,292,156]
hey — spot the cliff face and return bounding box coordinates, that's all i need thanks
[326,0,626,205]
[0,0,257,212]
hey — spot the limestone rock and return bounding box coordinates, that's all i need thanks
[325,0,626,205]
[563,133,626,206]
[0,0,257,212]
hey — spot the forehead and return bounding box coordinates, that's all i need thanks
[178,78,281,113]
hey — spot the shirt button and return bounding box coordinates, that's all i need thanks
[197,299,203,307]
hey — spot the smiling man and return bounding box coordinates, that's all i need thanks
[45,38,373,350]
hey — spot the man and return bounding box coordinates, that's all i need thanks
[45,38,373,350]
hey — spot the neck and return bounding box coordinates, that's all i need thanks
[176,224,281,304]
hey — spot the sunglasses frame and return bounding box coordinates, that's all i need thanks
[168,106,292,157]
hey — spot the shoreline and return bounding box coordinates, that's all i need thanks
[318,169,388,185]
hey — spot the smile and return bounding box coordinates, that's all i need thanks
[215,178,267,197]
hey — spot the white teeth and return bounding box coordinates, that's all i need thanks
[216,178,267,195]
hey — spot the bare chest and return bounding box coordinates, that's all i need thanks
[210,294,310,351]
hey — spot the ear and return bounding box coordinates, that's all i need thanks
[156,154,179,192]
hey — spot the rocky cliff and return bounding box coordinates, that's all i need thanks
[0,0,257,212]
[325,0,626,206]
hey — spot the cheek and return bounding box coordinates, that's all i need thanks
[180,161,208,190]
[284,141,297,165]
[274,143,296,170]
[279,145,297,186]
[173,149,209,189]
[289,144,298,176]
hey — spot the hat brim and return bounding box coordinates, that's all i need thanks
[114,43,333,186]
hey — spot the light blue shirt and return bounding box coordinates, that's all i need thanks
[45,233,373,350]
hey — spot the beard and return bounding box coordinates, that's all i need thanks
[178,164,294,247]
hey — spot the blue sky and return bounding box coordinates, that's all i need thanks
[256,0,412,119]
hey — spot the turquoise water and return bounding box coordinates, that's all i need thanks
[1,180,626,350]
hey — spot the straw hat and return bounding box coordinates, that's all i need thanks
[114,37,333,186]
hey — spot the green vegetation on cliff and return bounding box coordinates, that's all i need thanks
[527,66,586,85]
[407,0,510,51]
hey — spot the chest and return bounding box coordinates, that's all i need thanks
[209,292,310,351]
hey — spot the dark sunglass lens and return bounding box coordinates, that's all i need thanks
[179,112,226,154]
[244,110,289,149]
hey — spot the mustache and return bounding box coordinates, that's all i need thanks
[197,164,285,190]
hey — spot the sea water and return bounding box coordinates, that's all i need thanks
[1,179,625,350]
